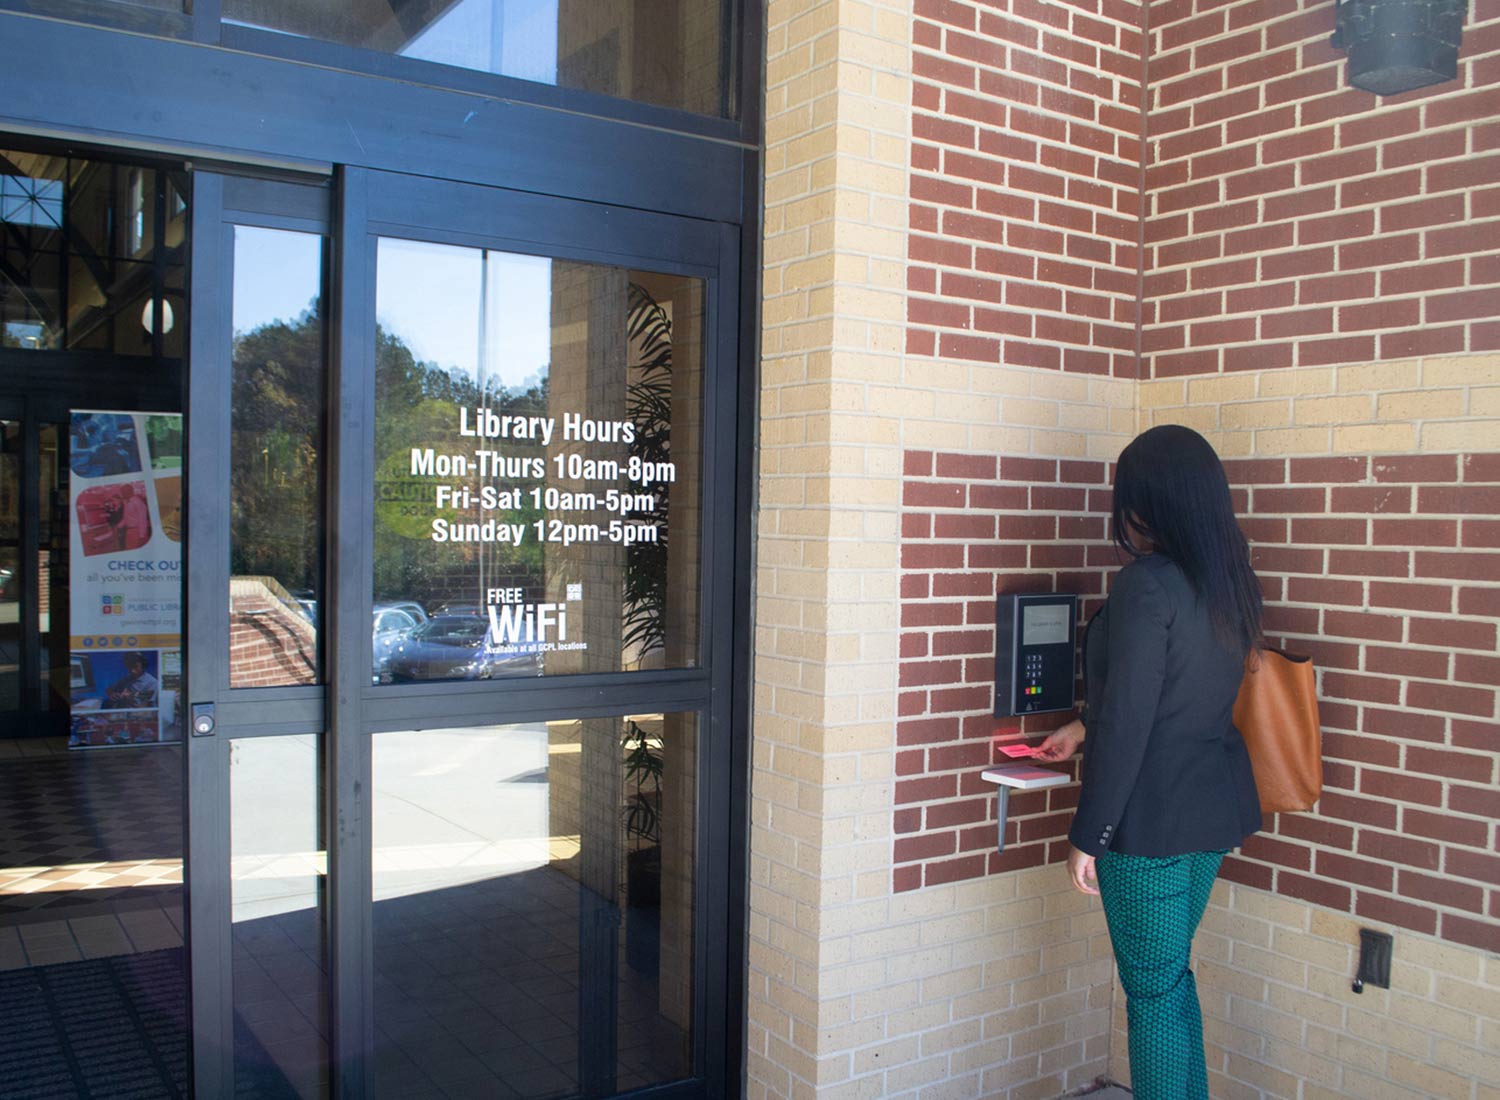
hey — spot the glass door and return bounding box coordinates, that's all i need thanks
[187,167,741,1100]
[186,171,333,1099]
[330,169,740,1100]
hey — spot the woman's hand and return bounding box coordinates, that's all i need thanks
[1033,718,1084,762]
[1066,844,1099,895]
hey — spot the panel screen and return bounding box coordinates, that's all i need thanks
[1021,603,1070,647]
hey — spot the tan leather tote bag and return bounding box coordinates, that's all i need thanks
[1233,649,1323,813]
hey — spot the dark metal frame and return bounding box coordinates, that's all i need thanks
[0,393,39,732]
[4,2,764,1092]
[1,11,757,221]
[1,0,760,144]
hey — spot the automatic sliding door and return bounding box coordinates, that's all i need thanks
[186,172,332,1099]
[332,169,738,1100]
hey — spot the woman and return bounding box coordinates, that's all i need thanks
[1035,424,1263,1100]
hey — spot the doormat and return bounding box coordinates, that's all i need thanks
[0,947,189,1099]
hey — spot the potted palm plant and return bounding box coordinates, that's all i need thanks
[620,282,673,972]
[623,718,663,972]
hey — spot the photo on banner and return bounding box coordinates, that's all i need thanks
[67,410,183,749]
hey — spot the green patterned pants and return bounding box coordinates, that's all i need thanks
[1096,849,1226,1100]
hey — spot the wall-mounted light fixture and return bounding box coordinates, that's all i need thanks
[1330,0,1468,95]
[140,298,175,336]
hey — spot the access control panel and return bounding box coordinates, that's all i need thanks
[993,593,1077,717]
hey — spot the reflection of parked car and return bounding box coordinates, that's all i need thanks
[290,589,318,624]
[431,603,482,618]
[372,604,420,683]
[387,601,428,625]
[386,615,542,682]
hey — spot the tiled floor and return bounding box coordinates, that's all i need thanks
[0,739,193,1098]
[2,735,691,1100]
[0,737,185,976]
[0,901,184,969]
[0,738,184,919]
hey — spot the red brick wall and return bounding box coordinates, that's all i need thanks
[896,451,1500,950]
[907,0,1146,377]
[899,0,1500,951]
[1225,453,1500,953]
[229,577,317,687]
[1143,0,1500,375]
[895,450,1117,890]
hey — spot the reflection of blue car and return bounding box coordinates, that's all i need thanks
[372,604,421,683]
[386,615,542,682]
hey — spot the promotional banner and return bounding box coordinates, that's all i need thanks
[67,411,183,748]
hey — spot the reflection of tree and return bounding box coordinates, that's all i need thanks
[231,308,550,606]
[231,282,673,636]
[623,283,673,660]
[372,327,547,606]
[230,305,323,593]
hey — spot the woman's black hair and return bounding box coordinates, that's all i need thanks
[1112,424,1263,652]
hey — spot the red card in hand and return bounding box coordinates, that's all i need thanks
[998,743,1040,758]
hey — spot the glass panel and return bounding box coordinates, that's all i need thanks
[372,713,697,1098]
[0,420,17,714]
[0,1,191,36]
[373,241,703,681]
[0,149,187,356]
[229,226,327,688]
[222,0,733,117]
[0,157,64,350]
[231,735,329,1098]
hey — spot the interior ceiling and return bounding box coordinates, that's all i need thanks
[228,0,470,52]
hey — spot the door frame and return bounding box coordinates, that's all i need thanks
[185,169,333,1097]
[187,165,744,1099]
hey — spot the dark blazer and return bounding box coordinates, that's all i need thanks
[1068,553,1262,858]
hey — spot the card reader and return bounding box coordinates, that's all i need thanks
[993,593,1077,717]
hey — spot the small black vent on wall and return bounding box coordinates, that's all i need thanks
[1330,0,1469,95]
[1352,928,1394,993]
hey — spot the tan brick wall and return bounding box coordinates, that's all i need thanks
[1140,355,1500,458]
[1110,881,1500,1099]
[755,2,1131,1098]
[754,1,918,1095]
[757,3,1500,1100]
[1124,0,1500,1086]
[1126,352,1500,1098]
